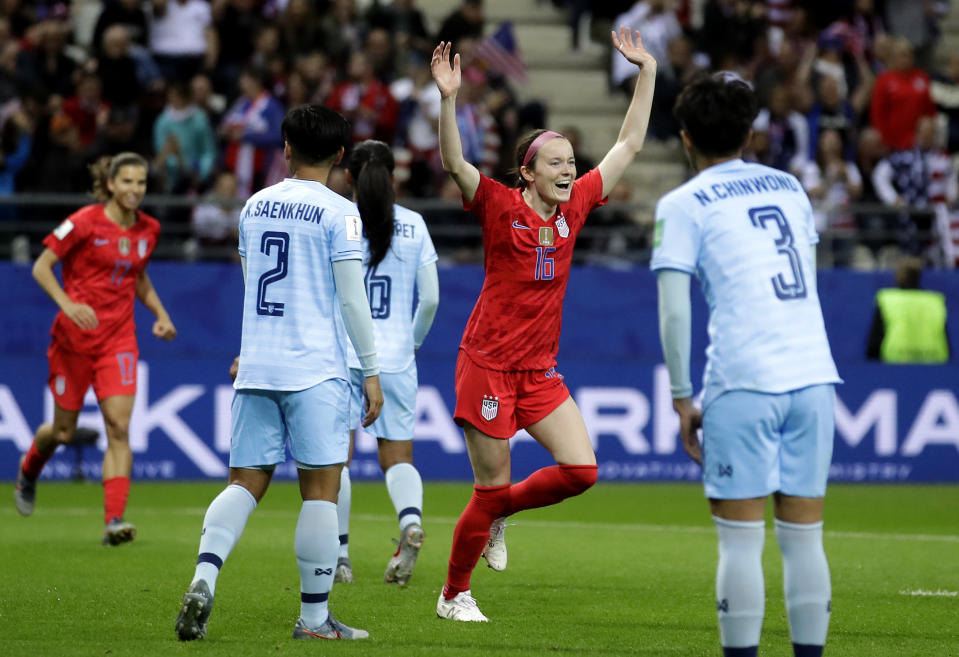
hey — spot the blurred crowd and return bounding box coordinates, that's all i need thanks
[598,0,959,267]
[0,0,956,267]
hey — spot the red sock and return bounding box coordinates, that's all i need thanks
[103,477,131,525]
[21,441,54,480]
[444,484,511,599]
[508,464,598,514]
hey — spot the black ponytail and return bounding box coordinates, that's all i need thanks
[347,140,395,269]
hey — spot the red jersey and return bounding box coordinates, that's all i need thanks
[42,204,160,355]
[461,168,606,371]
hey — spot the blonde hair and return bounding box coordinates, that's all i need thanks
[89,152,148,202]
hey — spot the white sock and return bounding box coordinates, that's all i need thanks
[193,484,257,596]
[713,516,766,650]
[775,519,831,648]
[384,462,423,532]
[296,499,338,627]
[336,467,351,559]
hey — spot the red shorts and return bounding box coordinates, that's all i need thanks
[47,339,139,411]
[453,349,570,439]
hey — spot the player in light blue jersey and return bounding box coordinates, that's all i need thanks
[651,73,841,657]
[333,140,440,587]
[175,105,383,642]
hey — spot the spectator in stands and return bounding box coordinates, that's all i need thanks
[751,82,809,175]
[611,1,681,95]
[92,0,150,54]
[151,0,215,82]
[366,0,433,60]
[807,75,857,161]
[96,25,142,109]
[867,255,951,362]
[153,81,217,193]
[16,18,76,100]
[436,0,484,48]
[58,71,109,149]
[0,106,32,215]
[931,52,959,154]
[869,37,936,151]
[0,37,18,104]
[191,170,240,259]
[326,50,399,145]
[279,0,322,60]
[219,65,284,196]
[390,54,442,195]
[802,128,863,241]
[89,104,142,158]
[699,0,767,70]
[365,27,397,84]
[873,116,956,256]
[649,34,700,141]
[190,72,226,127]
[319,0,366,70]
[882,0,946,71]
[212,0,260,88]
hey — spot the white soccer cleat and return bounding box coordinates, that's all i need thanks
[436,590,489,622]
[481,517,507,571]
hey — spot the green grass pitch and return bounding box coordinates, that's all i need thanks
[1,481,957,656]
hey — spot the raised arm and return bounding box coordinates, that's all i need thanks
[597,27,657,198]
[430,41,480,202]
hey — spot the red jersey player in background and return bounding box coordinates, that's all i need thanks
[430,28,657,622]
[14,152,177,546]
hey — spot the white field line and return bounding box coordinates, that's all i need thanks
[4,507,958,544]
[898,589,958,597]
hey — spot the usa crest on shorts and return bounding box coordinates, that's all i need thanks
[555,214,569,239]
[481,394,499,421]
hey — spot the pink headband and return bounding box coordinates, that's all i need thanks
[522,130,563,168]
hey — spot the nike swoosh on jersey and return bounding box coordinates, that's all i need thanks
[511,221,530,230]
[94,238,110,246]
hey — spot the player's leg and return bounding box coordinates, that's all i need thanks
[437,422,509,621]
[15,403,79,516]
[93,347,139,543]
[286,379,367,639]
[380,438,425,585]
[773,384,835,657]
[16,342,90,515]
[176,389,282,641]
[514,393,598,514]
[376,363,425,584]
[702,390,787,657]
[334,429,356,584]
[98,394,137,544]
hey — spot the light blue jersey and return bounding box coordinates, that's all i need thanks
[235,178,364,391]
[651,159,840,408]
[346,204,438,373]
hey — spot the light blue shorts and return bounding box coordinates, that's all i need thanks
[230,378,351,469]
[349,363,417,440]
[701,384,835,499]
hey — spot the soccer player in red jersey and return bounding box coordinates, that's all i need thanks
[431,28,657,621]
[13,152,177,546]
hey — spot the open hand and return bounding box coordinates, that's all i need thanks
[611,26,657,72]
[65,301,98,330]
[430,41,461,98]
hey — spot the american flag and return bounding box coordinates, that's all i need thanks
[474,22,528,84]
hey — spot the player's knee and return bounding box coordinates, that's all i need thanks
[51,423,74,445]
[103,417,131,442]
[559,464,598,495]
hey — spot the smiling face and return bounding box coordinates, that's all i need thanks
[107,164,148,213]
[522,137,575,206]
